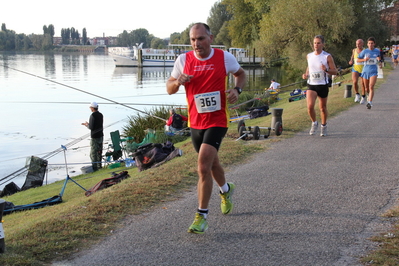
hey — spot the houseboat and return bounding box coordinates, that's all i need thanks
[108,44,178,67]
[108,44,264,67]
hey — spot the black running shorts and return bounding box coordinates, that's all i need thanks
[190,127,228,152]
[307,84,329,98]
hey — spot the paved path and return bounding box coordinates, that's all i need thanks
[53,69,399,266]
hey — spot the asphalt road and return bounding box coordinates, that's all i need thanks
[53,68,399,266]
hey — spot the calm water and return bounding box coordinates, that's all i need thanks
[0,51,289,191]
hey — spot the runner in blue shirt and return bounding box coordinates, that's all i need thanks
[356,37,381,109]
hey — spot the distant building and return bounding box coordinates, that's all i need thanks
[53,37,62,45]
[90,36,118,46]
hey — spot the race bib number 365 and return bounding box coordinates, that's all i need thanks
[194,91,221,113]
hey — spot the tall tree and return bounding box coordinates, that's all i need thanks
[222,0,262,47]
[117,30,130,46]
[82,28,87,45]
[207,1,232,41]
[43,25,55,45]
[214,22,232,47]
[150,37,166,49]
[48,24,55,45]
[255,0,355,70]
[61,28,71,44]
[169,32,181,44]
[71,27,76,44]
[130,28,150,47]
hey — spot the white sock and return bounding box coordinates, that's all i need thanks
[219,183,229,193]
[198,208,208,219]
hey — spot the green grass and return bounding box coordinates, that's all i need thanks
[0,66,395,266]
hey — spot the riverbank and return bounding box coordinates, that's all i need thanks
[0,65,396,265]
[52,45,106,53]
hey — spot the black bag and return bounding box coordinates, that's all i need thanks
[0,182,21,197]
[246,105,269,119]
[171,114,183,129]
[132,142,179,171]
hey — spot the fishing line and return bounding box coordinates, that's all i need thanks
[0,64,167,122]
[0,64,182,186]
[0,117,128,186]
[0,101,185,107]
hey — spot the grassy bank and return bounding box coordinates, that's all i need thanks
[0,66,396,265]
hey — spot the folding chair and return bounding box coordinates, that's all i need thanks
[104,130,125,163]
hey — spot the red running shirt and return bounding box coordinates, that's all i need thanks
[183,49,229,129]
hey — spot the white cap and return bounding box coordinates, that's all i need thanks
[90,102,98,108]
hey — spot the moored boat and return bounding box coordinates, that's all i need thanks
[108,44,178,67]
[108,43,265,67]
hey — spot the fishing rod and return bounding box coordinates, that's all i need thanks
[0,64,183,187]
[0,64,167,122]
[229,80,305,110]
[1,101,186,107]
[0,117,128,186]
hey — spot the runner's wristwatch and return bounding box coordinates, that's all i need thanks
[234,87,242,94]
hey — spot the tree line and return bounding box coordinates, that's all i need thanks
[0,23,89,51]
[115,0,397,72]
[1,0,397,72]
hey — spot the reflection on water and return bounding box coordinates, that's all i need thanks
[112,67,173,85]
[0,52,295,191]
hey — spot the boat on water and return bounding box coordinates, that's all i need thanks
[108,43,264,67]
[108,43,178,67]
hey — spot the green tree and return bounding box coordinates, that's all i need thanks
[117,30,130,46]
[42,34,53,50]
[48,24,55,45]
[131,28,150,47]
[214,22,232,47]
[207,1,232,41]
[255,0,355,70]
[29,34,44,50]
[43,24,55,45]
[82,28,88,45]
[61,28,71,44]
[23,35,32,50]
[169,32,181,44]
[222,0,262,47]
[177,25,192,44]
[15,33,24,50]
[5,30,16,50]
[150,37,166,49]
[0,31,6,50]
[349,0,393,44]
[1,23,6,32]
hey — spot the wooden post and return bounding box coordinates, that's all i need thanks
[138,49,143,67]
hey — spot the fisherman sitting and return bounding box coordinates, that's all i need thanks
[165,108,188,133]
[266,79,281,92]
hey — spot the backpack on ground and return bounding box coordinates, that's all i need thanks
[132,142,181,171]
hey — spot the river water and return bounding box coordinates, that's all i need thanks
[0,51,292,191]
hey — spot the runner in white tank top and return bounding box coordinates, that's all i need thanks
[302,35,337,137]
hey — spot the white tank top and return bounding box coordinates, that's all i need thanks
[307,50,330,85]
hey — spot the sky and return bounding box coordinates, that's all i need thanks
[2,0,219,39]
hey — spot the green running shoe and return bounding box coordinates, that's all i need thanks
[220,182,235,214]
[188,213,208,234]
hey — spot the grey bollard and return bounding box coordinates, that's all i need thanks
[271,108,283,129]
[0,199,5,253]
[344,84,352,98]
